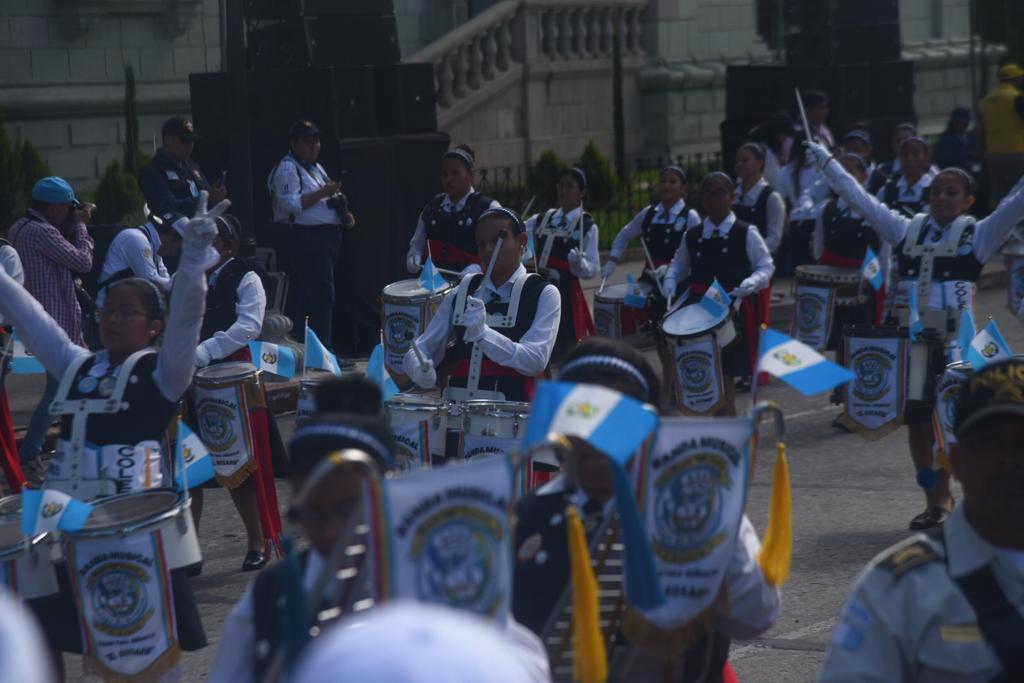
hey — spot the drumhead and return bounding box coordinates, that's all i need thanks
[385,394,448,412]
[795,264,861,285]
[382,278,451,302]
[82,490,179,531]
[661,302,728,338]
[465,400,531,419]
[195,361,257,385]
[594,282,653,303]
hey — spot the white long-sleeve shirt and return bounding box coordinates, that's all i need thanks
[96,222,172,307]
[609,199,702,260]
[406,264,560,379]
[0,244,24,326]
[778,161,831,222]
[268,154,341,226]
[406,188,501,274]
[874,171,935,213]
[664,213,776,294]
[195,258,266,367]
[523,207,600,279]
[734,178,786,253]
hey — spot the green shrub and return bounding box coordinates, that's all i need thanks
[528,150,566,207]
[93,159,145,225]
[0,111,52,230]
[577,142,618,209]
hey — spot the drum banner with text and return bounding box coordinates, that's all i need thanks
[193,385,256,488]
[839,335,907,438]
[791,285,835,351]
[388,420,431,471]
[932,364,970,469]
[673,336,726,416]
[384,303,423,375]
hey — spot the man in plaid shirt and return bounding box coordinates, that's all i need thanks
[8,176,94,470]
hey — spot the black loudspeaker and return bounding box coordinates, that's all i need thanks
[332,66,379,138]
[247,0,394,18]
[783,0,901,65]
[248,16,400,69]
[373,64,438,135]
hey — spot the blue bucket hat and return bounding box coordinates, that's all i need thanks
[31,177,78,205]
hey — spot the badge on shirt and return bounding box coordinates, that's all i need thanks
[517,533,542,562]
[97,376,117,398]
[77,375,98,395]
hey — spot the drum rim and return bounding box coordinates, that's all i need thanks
[794,264,862,284]
[661,304,732,338]
[385,395,449,410]
[69,488,190,539]
[195,361,258,384]
[0,530,49,560]
[594,282,654,301]
[464,400,531,419]
[382,279,451,300]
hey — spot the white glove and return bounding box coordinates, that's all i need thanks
[646,264,668,281]
[408,351,437,389]
[663,278,678,301]
[601,260,617,279]
[458,263,482,279]
[804,141,833,171]
[194,344,213,369]
[730,279,757,299]
[462,296,488,342]
[179,191,228,272]
[567,248,582,264]
[406,250,423,274]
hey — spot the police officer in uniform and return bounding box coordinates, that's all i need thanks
[819,358,1024,682]
[139,116,225,217]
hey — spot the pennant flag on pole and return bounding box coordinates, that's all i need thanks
[10,329,44,374]
[366,342,399,402]
[757,328,856,395]
[957,307,976,361]
[699,278,731,317]
[419,256,447,293]
[524,381,664,610]
[20,488,93,535]
[907,287,924,341]
[966,319,1014,369]
[860,246,884,290]
[175,420,215,490]
[624,274,647,309]
[757,441,792,587]
[248,341,297,379]
[304,325,341,376]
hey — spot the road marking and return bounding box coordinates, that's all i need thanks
[784,405,841,421]
[729,617,838,660]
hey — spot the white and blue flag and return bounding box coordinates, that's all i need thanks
[175,420,215,490]
[907,287,924,341]
[419,256,447,293]
[304,325,341,376]
[624,274,647,309]
[10,329,44,374]
[966,319,1014,369]
[366,342,399,402]
[699,279,731,318]
[757,328,856,395]
[860,247,884,290]
[20,488,93,535]
[957,307,976,360]
[248,341,297,379]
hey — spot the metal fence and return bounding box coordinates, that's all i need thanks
[474,153,725,249]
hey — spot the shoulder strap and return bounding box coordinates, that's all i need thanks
[876,532,943,578]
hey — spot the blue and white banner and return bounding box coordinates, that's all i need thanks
[625,274,648,309]
[907,287,924,341]
[860,247,885,290]
[791,284,835,352]
[758,329,855,395]
[673,335,725,415]
[304,325,341,376]
[966,319,1014,369]
[419,256,447,293]
[20,488,93,535]
[840,333,906,437]
[248,341,297,379]
[383,456,514,620]
[10,329,44,374]
[175,420,215,490]
[367,342,399,402]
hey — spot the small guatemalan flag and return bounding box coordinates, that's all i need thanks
[699,279,731,317]
[860,247,884,290]
[21,488,93,535]
[10,329,44,374]
[419,256,447,293]
[757,328,856,396]
[966,319,1014,369]
[907,287,924,341]
[624,274,647,309]
[175,420,215,490]
[304,325,342,376]
[248,340,297,379]
[366,342,399,402]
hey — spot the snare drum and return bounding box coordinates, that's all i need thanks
[593,282,653,341]
[384,394,449,469]
[461,401,556,489]
[661,302,736,415]
[1003,243,1024,314]
[381,279,453,379]
[795,264,865,305]
[193,362,259,487]
[0,495,59,599]
[66,488,201,570]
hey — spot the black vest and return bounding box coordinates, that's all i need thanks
[684,218,754,290]
[422,192,495,271]
[58,352,177,447]
[200,259,253,342]
[732,184,774,240]
[537,210,594,356]
[536,209,594,272]
[150,149,210,203]
[447,272,547,401]
[821,199,881,260]
[641,204,691,263]
[896,218,983,283]
[882,177,931,217]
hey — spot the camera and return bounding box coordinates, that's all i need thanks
[326,192,355,228]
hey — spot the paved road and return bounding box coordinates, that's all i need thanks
[8,274,1020,681]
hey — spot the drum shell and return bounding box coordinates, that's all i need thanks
[463,400,531,439]
[842,324,943,403]
[661,305,737,348]
[593,283,653,340]
[0,495,59,600]
[795,264,863,301]
[380,279,452,379]
[193,361,258,390]
[384,394,449,465]
[66,489,201,571]
[296,374,331,425]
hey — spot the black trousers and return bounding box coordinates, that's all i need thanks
[288,224,342,349]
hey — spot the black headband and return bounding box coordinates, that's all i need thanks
[837,152,869,174]
[215,215,239,243]
[110,277,166,320]
[935,166,977,194]
[899,136,929,152]
[701,171,734,190]
[443,148,475,169]
[567,166,588,189]
[738,142,766,161]
[661,165,687,184]
[289,423,395,470]
[478,206,524,234]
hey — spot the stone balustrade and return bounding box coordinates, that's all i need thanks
[408,0,647,110]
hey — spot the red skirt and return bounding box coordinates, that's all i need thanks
[0,388,25,492]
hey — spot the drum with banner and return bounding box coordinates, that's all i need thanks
[384,394,449,469]
[381,279,453,380]
[660,302,736,416]
[792,264,865,351]
[593,282,653,342]
[1002,243,1024,315]
[461,400,555,489]
[192,362,260,488]
[0,494,59,599]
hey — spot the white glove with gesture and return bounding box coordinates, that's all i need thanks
[567,248,582,264]
[180,191,229,272]
[409,354,437,389]
[462,296,489,342]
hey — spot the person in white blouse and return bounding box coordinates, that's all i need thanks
[95,211,185,307]
[807,139,1024,530]
[778,141,832,275]
[523,166,600,361]
[0,239,25,492]
[663,172,775,415]
[875,136,936,218]
[405,208,560,404]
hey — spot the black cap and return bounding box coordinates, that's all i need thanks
[289,119,320,138]
[162,116,197,142]
[954,358,1024,437]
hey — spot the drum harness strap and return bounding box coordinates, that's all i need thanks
[49,349,152,498]
[451,273,533,398]
[536,208,583,273]
[901,214,975,335]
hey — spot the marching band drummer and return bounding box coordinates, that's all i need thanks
[0,192,227,676]
[778,139,831,275]
[404,208,561,404]
[523,166,599,361]
[662,172,775,415]
[190,214,283,573]
[0,238,26,492]
[807,140,1024,530]
[405,145,501,278]
[876,136,936,218]
[867,122,918,195]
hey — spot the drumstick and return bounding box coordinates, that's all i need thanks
[404,331,429,370]
[639,237,666,298]
[795,87,814,143]
[482,229,508,293]
[598,276,607,295]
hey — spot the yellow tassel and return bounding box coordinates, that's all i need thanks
[566,507,608,683]
[757,442,792,587]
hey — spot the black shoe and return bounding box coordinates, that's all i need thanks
[735,376,752,393]
[242,550,267,571]
[909,507,950,530]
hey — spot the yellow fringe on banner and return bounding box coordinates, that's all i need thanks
[757,442,792,587]
[566,507,608,683]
